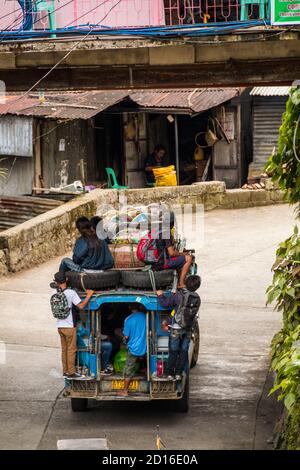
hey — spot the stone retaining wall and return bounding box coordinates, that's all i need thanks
[0,182,285,276]
[0,189,118,276]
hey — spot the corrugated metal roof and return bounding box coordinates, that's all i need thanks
[0,88,240,120]
[0,91,129,120]
[130,88,240,113]
[250,87,290,96]
[0,195,63,232]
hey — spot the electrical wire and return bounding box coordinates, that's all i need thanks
[64,0,113,28]
[0,0,76,41]
[4,0,124,113]
[0,18,272,41]
[0,8,20,22]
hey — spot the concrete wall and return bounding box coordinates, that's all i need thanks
[0,189,118,276]
[0,182,285,276]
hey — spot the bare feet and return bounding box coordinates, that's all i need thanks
[117,390,128,397]
[177,284,186,289]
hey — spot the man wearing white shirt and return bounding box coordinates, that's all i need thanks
[52,272,94,379]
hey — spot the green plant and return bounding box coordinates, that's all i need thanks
[266,87,300,433]
[266,86,300,207]
[267,226,300,413]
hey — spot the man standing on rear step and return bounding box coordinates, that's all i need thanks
[51,272,94,380]
[117,304,147,397]
[157,275,201,380]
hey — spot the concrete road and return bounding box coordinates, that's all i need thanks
[0,204,295,450]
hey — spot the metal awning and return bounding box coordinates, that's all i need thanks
[129,88,240,115]
[0,88,240,120]
[250,87,290,96]
[0,91,129,120]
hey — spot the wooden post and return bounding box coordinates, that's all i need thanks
[33,120,42,194]
[174,114,180,185]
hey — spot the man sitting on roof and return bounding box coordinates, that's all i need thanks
[59,217,114,274]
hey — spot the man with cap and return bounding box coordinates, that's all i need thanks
[52,272,94,379]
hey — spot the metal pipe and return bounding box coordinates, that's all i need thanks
[174,114,180,185]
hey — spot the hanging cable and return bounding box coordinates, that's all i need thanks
[4,0,124,113]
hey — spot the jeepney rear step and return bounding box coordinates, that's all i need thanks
[70,379,97,398]
[96,393,150,401]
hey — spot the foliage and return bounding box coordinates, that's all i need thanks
[265,86,300,206]
[266,88,300,427]
[268,227,300,413]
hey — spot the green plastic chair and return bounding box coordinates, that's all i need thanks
[105,167,128,190]
[240,0,269,21]
[34,0,56,38]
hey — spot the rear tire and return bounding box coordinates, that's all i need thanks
[71,398,88,412]
[172,376,189,413]
[121,269,175,289]
[190,322,200,368]
[66,270,120,290]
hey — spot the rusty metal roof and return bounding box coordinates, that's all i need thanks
[250,87,290,96]
[0,91,129,120]
[129,88,240,113]
[0,88,240,120]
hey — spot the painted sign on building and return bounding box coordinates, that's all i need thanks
[271,0,300,25]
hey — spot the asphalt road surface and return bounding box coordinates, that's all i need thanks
[0,204,295,450]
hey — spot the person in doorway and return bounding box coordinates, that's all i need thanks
[100,336,113,375]
[101,308,124,358]
[117,305,147,397]
[154,213,193,288]
[157,275,201,380]
[59,217,114,273]
[144,144,167,185]
[51,272,94,379]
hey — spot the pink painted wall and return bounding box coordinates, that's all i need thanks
[0,0,166,31]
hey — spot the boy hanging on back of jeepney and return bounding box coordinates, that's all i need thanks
[157,275,201,380]
[50,272,94,379]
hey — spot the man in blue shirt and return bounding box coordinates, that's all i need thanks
[117,305,147,397]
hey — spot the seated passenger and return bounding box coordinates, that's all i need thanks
[154,214,193,288]
[101,309,123,358]
[59,217,114,274]
[100,335,113,375]
[157,275,201,380]
[117,305,147,397]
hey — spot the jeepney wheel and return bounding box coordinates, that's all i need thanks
[71,398,88,412]
[190,322,200,369]
[172,376,189,413]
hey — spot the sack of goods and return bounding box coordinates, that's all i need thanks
[152,165,177,187]
[109,243,145,269]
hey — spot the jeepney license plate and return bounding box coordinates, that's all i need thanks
[111,380,139,391]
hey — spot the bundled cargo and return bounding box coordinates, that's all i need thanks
[152,165,177,187]
[108,243,145,269]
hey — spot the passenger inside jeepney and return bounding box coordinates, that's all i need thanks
[101,306,124,358]
[99,303,147,381]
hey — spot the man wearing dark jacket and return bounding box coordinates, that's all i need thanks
[59,217,114,273]
[157,275,201,380]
